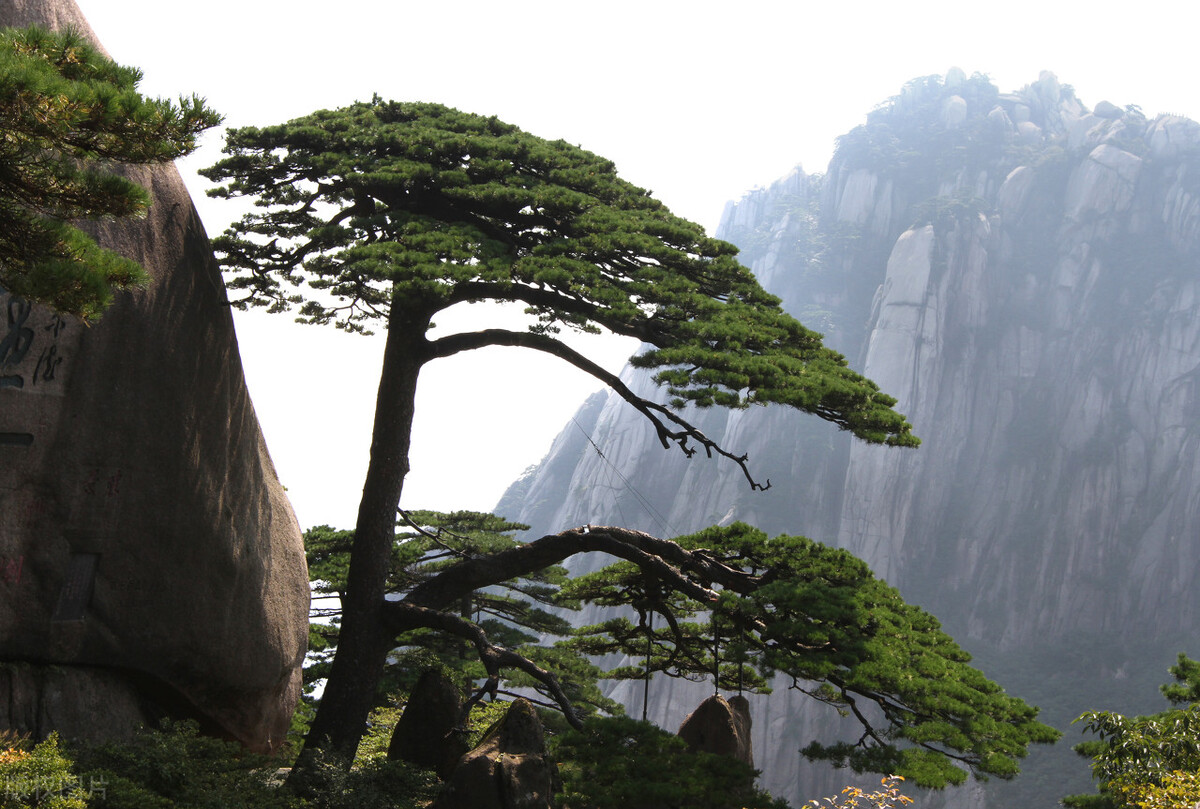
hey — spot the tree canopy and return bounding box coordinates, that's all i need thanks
[203,97,917,464]
[0,25,220,319]
[201,98,924,771]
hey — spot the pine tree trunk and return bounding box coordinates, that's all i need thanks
[295,297,431,768]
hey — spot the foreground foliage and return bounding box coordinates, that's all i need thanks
[0,26,219,318]
[806,776,914,809]
[0,732,86,808]
[6,722,437,809]
[1067,653,1200,808]
[1111,768,1200,809]
[73,721,289,809]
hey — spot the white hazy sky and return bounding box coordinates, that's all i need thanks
[74,0,1200,530]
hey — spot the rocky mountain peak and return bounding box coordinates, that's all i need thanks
[499,71,1200,807]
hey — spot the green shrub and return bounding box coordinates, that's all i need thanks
[0,732,87,809]
[74,721,290,809]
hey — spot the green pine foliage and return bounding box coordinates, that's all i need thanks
[202,97,916,450]
[303,511,621,719]
[564,524,1059,789]
[0,26,220,319]
[1160,653,1200,707]
[307,517,1056,791]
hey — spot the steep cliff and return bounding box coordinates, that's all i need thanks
[497,70,1200,806]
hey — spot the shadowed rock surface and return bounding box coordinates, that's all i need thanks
[677,694,753,768]
[0,0,308,752]
[433,698,556,809]
[387,669,468,779]
[498,71,1200,807]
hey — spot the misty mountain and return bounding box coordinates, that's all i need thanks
[496,69,1200,807]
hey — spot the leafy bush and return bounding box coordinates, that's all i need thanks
[288,751,438,809]
[1067,653,1200,808]
[1112,768,1200,808]
[0,733,87,809]
[74,721,290,809]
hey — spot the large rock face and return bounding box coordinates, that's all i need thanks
[0,0,309,752]
[498,72,1200,806]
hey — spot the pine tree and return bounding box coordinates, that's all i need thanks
[0,25,219,319]
[200,98,928,770]
[562,523,1059,788]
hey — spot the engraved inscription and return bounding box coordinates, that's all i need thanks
[22,497,48,526]
[81,467,123,498]
[0,287,69,393]
[0,292,34,389]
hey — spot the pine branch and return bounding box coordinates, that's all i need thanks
[427,328,771,489]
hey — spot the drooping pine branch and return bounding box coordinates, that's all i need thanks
[390,522,1057,787]
[428,329,772,488]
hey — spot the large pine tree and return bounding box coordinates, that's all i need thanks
[196,99,1053,786]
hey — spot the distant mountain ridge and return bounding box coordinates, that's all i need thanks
[497,69,1200,807]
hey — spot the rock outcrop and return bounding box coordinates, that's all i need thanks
[677,694,753,767]
[433,698,556,809]
[0,0,309,752]
[498,71,1200,806]
[387,669,468,779]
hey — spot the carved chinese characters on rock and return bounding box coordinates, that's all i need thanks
[75,466,125,531]
[1,288,80,542]
[0,292,33,389]
[0,286,72,395]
